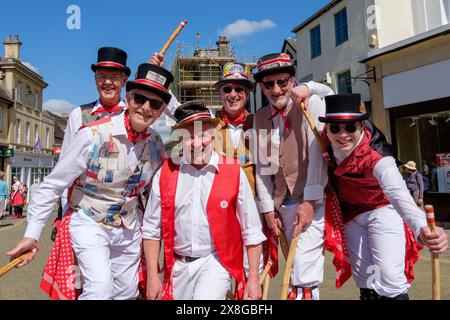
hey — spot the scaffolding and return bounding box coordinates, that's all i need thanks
[170,36,258,110]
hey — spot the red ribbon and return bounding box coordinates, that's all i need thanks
[92,104,124,116]
[124,111,150,144]
[268,105,291,133]
[220,109,249,128]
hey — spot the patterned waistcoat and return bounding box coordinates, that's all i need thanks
[69,117,164,229]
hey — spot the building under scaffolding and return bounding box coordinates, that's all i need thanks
[170,36,260,112]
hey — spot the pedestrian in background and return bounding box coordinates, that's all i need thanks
[10,176,25,219]
[404,161,425,210]
[0,171,9,219]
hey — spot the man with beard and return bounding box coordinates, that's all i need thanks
[253,53,329,300]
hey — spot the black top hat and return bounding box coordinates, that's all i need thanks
[253,53,296,83]
[172,100,220,130]
[214,63,254,91]
[126,63,174,104]
[319,93,369,123]
[91,47,131,76]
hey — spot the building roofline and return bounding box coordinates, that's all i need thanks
[291,0,343,33]
[359,24,450,63]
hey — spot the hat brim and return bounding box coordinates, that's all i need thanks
[126,81,172,105]
[214,78,255,91]
[253,65,296,83]
[319,114,370,123]
[91,64,131,77]
[172,117,221,130]
[403,164,417,171]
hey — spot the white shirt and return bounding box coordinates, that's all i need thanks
[142,152,266,258]
[255,81,333,213]
[332,140,427,239]
[25,111,162,241]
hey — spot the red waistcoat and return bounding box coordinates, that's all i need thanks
[331,129,390,223]
[159,155,245,300]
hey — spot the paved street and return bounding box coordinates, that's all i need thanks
[0,212,448,300]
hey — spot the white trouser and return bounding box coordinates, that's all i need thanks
[70,211,142,300]
[277,200,325,288]
[172,252,231,300]
[344,205,408,298]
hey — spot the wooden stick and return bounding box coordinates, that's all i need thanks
[277,228,290,260]
[262,273,271,300]
[280,235,300,300]
[259,261,272,285]
[298,102,326,153]
[159,19,188,56]
[0,251,33,278]
[425,205,441,300]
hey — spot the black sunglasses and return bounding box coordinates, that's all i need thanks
[262,77,291,89]
[329,123,357,134]
[222,86,245,94]
[133,93,164,110]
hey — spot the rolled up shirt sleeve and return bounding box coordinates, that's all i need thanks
[236,168,267,246]
[374,156,427,239]
[142,168,162,240]
[24,127,93,241]
[302,81,335,98]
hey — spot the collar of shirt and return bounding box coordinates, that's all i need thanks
[92,99,126,114]
[109,109,151,139]
[180,151,220,173]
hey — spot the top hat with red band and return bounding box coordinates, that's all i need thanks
[253,53,296,83]
[91,47,131,76]
[172,100,220,130]
[319,93,369,123]
[126,63,174,104]
[214,63,254,90]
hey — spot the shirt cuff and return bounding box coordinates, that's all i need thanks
[24,220,45,241]
[241,227,267,246]
[258,199,274,213]
[141,228,162,241]
[303,184,324,201]
[412,220,427,242]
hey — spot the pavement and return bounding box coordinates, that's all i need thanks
[0,211,449,300]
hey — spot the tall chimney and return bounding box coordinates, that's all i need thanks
[216,36,229,57]
[3,34,22,60]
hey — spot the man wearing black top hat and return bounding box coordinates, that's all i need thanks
[8,63,174,300]
[320,93,447,299]
[253,53,329,300]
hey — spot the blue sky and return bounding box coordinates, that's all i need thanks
[1,0,331,115]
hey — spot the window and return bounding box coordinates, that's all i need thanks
[26,122,31,145]
[16,119,21,144]
[337,70,352,94]
[310,25,322,59]
[335,8,349,46]
[46,127,50,149]
[299,74,314,83]
[34,91,39,110]
[35,125,39,144]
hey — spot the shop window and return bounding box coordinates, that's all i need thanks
[395,112,450,193]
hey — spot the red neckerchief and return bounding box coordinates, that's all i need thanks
[92,102,124,116]
[220,108,249,128]
[267,105,291,133]
[124,111,150,144]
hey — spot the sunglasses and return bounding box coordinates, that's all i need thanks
[329,123,358,134]
[222,86,246,94]
[133,93,164,110]
[261,77,291,89]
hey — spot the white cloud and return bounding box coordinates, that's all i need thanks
[22,61,39,74]
[44,99,77,115]
[219,19,276,38]
[150,115,174,144]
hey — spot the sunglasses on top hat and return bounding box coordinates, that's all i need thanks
[261,77,292,90]
[132,93,164,110]
[328,123,358,134]
[221,86,246,94]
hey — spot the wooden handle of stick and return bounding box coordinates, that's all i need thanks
[298,102,326,153]
[425,205,440,300]
[259,261,272,285]
[280,235,300,300]
[0,251,33,278]
[262,273,271,300]
[159,19,188,56]
[274,226,289,260]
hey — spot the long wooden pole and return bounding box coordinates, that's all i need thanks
[0,251,33,278]
[280,235,300,300]
[425,205,441,300]
[159,19,188,56]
